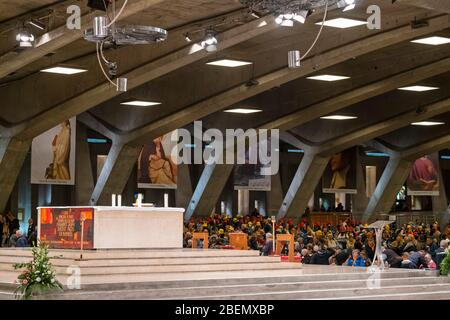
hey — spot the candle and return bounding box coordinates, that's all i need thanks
[137,193,142,207]
[111,194,116,207]
[117,195,122,207]
[164,193,169,208]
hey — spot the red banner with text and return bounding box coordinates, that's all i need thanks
[39,207,94,249]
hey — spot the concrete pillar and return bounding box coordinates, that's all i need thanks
[278,153,330,219]
[90,143,142,205]
[0,137,31,212]
[175,164,193,209]
[363,157,413,222]
[266,172,283,217]
[185,163,234,222]
[75,123,95,205]
[353,151,370,220]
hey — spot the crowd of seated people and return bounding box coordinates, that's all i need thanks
[184,212,450,270]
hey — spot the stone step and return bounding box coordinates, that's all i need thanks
[184,283,450,300]
[0,266,434,291]
[41,276,450,300]
[330,290,450,300]
[0,248,261,259]
[0,255,281,268]
[51,261,302,275]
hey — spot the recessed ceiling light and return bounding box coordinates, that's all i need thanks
[206,59,253,68]
[411,36,450,46]
[398,85,439,92]
[307,75,350,81]
[224,108,262,114]
[317,18,367,29]
[320,115,357,120]
[40,66,88,75]
[411,121,445,126]
[120,100,161,107]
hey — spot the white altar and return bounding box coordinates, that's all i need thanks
[37,206,185,249]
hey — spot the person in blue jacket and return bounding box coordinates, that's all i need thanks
[346,249,366,267]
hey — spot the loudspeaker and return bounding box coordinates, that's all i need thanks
[88,0,110,11]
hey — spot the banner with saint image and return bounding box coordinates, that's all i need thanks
[31,117,76,185]
[322,147,357,194]
[137,131,178,189]
[407,153,440,196]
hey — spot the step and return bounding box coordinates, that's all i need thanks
[184,283,450,300]
[0,265,433,289]
[41,276,450,300]
[0,255,281,268]
[0,248,261,259]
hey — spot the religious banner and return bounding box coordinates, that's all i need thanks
[234,163,271,191]
[407,153,440,196]
[322,147,357,194]
[38,207,94,249]
[137,131,178,189]
[233,135,272,191]
[31,117,76,185]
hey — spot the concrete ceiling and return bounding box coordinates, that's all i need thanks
[0,0,449,151]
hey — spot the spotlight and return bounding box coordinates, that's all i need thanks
[275,15,283,24]
[281,19,294,27]
[293,10,308,24]
[28,19,46,30]
[201,30,218,52]
[16,29,35,48]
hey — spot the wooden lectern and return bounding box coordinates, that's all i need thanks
[192,232,209,249]
[229,233,248,250]
[275,234,295,262]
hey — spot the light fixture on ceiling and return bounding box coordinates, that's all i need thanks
[320,115,357,120]
[307,74,350,81]
[411,36,450,46]
[224,108,262,114]
[318,17,367,28]
[184,33,192,42]
[275,10,309,27]
[120,100,162,107]
[398,85,439,92]
[201,29,218,52]
[40,66,88,75]
[16,28,35,48]
[206,59,252,67]
[411,121,445,126]
[28,19,46,30]
[83,0,168,93]
[337,0,356,11]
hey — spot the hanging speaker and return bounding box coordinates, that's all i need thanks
[288,50,301,69]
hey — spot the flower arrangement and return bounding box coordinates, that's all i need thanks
[13,242,63,299]
[440,251,450,276]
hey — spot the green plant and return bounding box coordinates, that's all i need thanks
[440,251,450,276]
[13,242,63,299]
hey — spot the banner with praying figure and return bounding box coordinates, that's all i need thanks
[407,153,440,196]
[137,131,178,189]
[31,117,76,185]
[322,147,357,194]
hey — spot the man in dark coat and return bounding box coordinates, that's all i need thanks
[15,230,28,248]
[381,247,403,268]
[310,247,333,265]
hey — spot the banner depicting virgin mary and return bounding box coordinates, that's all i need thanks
[137,131,178,189]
